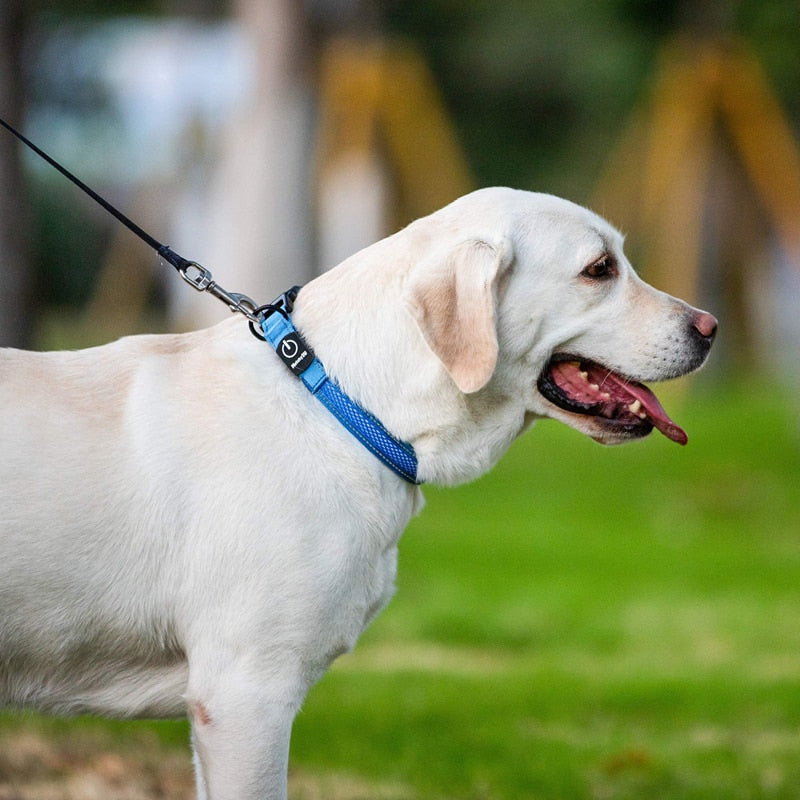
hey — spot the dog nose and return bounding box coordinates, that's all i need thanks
[692,310,718,342]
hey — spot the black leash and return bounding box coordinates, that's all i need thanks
[0,117,423,482]
[0,115,267,333]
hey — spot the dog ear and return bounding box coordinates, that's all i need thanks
[406,238,510,394]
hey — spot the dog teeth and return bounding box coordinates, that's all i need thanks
[590,383,600,391]
[628,399,642,414]
[580,371,589,381]
[601,392,611,400]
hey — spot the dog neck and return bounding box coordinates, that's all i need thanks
[291,238,531,487]
[259,296,421,485]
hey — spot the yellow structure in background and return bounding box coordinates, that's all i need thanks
[595,38,800,324]
[315,37,473,231]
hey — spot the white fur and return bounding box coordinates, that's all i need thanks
[0,188,714,798]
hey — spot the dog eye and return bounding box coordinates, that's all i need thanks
[581,255,617,280]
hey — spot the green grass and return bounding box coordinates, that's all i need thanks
[3,379,800,798]
[288,379,800,798]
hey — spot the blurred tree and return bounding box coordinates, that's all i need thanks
[172,0,315,330]
[0,0,33,348]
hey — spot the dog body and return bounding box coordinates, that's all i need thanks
[0,188,716,798]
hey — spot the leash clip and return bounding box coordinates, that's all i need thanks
[247,286,303,341]
[177,260,260,323]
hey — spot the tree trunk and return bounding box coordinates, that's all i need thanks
[0,0,32,348]
[169,0,314,330]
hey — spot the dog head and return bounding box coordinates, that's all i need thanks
[405,188,717,448]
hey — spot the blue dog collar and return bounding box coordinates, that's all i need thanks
[258,289,421,485]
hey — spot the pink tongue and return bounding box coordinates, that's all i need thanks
[601,372,688,445]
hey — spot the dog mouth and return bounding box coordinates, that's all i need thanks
[536,356,688,445]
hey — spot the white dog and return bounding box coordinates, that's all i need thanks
[0,188,716,799]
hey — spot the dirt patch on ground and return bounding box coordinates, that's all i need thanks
[0,729,413,800]
[0,729,194,800]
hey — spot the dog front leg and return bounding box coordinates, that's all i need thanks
[187,669,305,800]
[190,723,210,800]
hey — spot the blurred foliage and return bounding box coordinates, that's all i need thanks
[33,0,165,18]
[18,0,800,311]
[27,0,800,201]
[382,0,800,198]
[30,180,112,307]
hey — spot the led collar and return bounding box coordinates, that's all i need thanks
[259,291,421,485]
